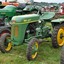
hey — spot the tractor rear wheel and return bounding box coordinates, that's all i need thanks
[27,38,39,61]
[60,46,64,64]
[0,33,12,53]
[52,23,64,48]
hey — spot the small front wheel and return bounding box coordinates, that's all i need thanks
[26,38,39,61]
[0,33,12,53]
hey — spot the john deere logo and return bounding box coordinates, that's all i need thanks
[24,19,31,23]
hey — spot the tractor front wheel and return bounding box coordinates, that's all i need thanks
[27,38,39,61]
[0,33,12,53]
[52,23,64,48]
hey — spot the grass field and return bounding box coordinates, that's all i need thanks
[0,38,61,64]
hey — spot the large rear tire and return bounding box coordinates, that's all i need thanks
[52,23,64,48]
[27,38,39,61]
[0,33,12,53]
[60,46,64,64]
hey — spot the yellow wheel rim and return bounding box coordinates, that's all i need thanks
[5,42,12,51]
[5,36,12,51]
[57,27,64,46]
[31,42,38,59]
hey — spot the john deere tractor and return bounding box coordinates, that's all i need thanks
[59,5,64,64]
[0,5,64,60]
[0,12,56,60]
[51,4,64,48]
[0,1,64,61]
[0,4,29,39]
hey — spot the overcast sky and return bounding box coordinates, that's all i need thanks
[0,0,64,3]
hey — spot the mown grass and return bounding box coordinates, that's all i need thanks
[0,23,61,64]
[0,38,61,64]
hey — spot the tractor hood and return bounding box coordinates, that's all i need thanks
[0,9,9,18]
[0,5,16,16]
[0,9,8,13]
[11,14,39,23]
[40,12,55,20]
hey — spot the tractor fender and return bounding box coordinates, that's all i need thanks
[0,26,11,36]
[51,18,64,23]
[40,12,55,20]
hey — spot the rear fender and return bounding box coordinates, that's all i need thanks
[40,12,55,21]
[51,19,64,23]
[51,19,64,27]
[0,26,10,36]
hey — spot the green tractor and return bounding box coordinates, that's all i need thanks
[0,12,57,61]
[0,2,64,61]
[0,4,30,39]
[59,8,64,64]
[51,5,64,48]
